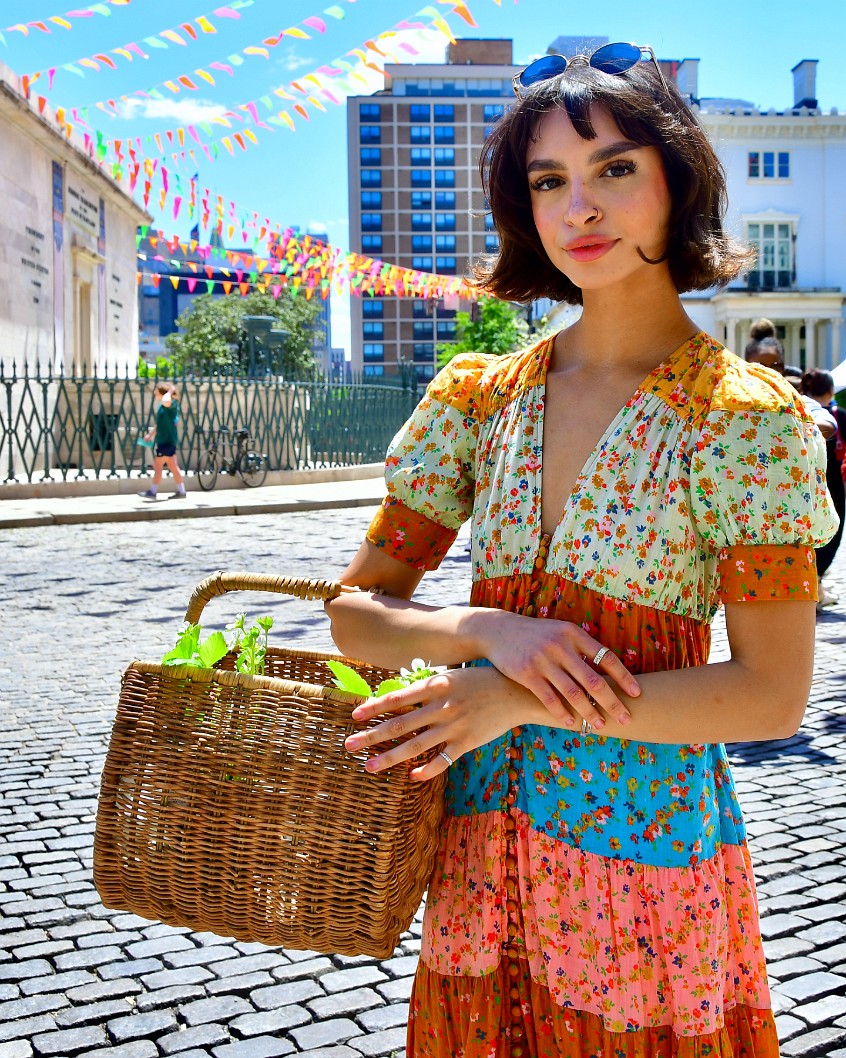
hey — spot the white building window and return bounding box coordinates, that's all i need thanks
[745,219,795,290]
[748,151,790,179]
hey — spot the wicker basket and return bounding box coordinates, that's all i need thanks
[93,572,446,959]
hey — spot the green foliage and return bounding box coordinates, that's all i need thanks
[162,625,229,670]
[437,297,530,367]
[326,658,441,698]
[137,354,175,378]
[164,289,323,377]
[161,613,274,678]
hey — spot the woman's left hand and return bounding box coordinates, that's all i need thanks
[344,665,535,782]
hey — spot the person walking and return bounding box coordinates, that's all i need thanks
[802,368,846,607]
[138,381,186,500]
[325,44,838,1057]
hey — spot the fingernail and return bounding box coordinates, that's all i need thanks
[593,717,605,729]
[619,712,631,725]
[365,758,380,773]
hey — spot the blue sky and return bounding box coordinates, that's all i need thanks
[2,0,844,352]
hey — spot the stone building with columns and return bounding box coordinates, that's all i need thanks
[0,59,150,376]
[682,59,845,371]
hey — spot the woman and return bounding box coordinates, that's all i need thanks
[138,381,187,500]
[802,367,845,604]
[326,45,837,1057]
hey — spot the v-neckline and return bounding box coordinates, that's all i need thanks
[535,330,703,547]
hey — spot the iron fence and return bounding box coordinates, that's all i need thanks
[0,363,420,483]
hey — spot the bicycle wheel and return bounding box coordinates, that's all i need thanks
[238,451,268,488]
[197,451,219,491]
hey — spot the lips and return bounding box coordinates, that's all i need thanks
[563,236,617,262]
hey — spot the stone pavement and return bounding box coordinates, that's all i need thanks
[1,508,846,1058]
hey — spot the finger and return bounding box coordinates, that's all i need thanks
[542,667,609,730]
[350,683,428,723]
[362,729,444,774]
[518,673,576,724]
[410,751,454,783]
[344,704,432,752]
[582,639,641,697]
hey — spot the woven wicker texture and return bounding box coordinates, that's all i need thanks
[93,573,446,959]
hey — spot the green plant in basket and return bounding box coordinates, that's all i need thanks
[161,613,274,677]
[326,657,442,698]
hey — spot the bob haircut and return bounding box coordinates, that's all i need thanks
[475,58,753,304]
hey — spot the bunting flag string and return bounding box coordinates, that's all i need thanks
[1,0,132,47]
[23,0,355,98]
[136,225,479,302]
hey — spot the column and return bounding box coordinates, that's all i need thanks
[725,317,738,353]
[788,321,801,367]
[804,317,816,370]
[830,316,842,370]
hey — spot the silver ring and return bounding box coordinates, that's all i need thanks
[439,750,454,767]
[581,718,593,735]
[592,646,609,666]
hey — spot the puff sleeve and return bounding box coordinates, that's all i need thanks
[365,353,490,571]
[690,366,839,603]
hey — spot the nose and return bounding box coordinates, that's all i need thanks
[562,181,600,226]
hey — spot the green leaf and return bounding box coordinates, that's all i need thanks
[197,631,229,669]
[161,625,201,665]
[325,660,373,697]
[374,678,406,697]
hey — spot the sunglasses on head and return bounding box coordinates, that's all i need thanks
[512,42,670,99]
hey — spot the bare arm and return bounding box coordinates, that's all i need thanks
[345,597,817,778]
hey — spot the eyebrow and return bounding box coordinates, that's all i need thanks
[526,139,642,174]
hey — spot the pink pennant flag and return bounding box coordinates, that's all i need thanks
[173,196,183,219]
[303,16,327,32]
[213,6,241,18]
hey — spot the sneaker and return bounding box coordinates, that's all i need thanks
[818,583,838,610]
[138,489,157,499]
[167,491,186,500]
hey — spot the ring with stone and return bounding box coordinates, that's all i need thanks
[592,646,609,666]
[439,750,454,767]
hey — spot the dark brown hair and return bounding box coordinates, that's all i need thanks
[802,368,835,398]
[474,59,753,304]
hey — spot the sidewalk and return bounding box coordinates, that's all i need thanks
[0,470,387,530]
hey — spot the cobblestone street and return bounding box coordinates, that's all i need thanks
[2,508,846,1058]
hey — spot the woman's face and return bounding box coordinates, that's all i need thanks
[525,104,673,294]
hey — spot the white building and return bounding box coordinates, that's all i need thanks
[0,59,149,376]
[680,59,845,369]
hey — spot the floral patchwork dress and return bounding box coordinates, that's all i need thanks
[365,332,838,1058]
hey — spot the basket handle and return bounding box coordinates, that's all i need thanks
[184,571,359,625]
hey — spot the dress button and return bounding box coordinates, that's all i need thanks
[509,987,520,1001]
[512,1025,525,1041]
[506,899,518,914]
[504,817,516,832]
[508,962,520,979]
[512,727,522,738]
[524,604,535,616]
[505,855,517,871]
[512,1046,524,1057]
[511,1004,522,1020]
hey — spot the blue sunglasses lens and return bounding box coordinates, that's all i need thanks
[590,42,642,74]
[519,54,568,88]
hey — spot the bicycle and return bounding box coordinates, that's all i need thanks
[196,426,268,491]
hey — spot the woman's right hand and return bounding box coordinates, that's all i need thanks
[469,608,640,731]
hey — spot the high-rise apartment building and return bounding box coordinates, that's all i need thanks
[347,39,519,380]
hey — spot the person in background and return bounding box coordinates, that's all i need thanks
[138,382,186,501]
[802,368,845,608]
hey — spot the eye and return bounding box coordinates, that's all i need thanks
[529,174,565,192]
[604,159,636,178]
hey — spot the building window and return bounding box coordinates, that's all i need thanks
[363,322,384,339]
[361,234,382,254]
[484,213,496,231]
[360,125,381,144]
[412,235,433,252]
[360,169,382,187]
[361,191,382,209]
[435,170,455,188]
[434,104,454,122]
[437,320,457,338]
[411,148,432,165]
[363,343,384,361]
[361,213,382,232]
[410,126,431,143]
[412,255,433,271]
[412,191,432,208]
[360,147,381,165]
[435,191,455,209]
[413,321,434,339]
[434,148,455,166]
[412,213,433,231]
[485,234,500,252]
[410,104,430,121]
[746,221,794,289]
[413,342,434,359]
[435,213,456,231]
[434,126,455,144]
[412,301,430,318]
[415,364,435,381]
[362,299,384,317]
[436,234,456,252]
[364,364,385,377]
[360,103,381,121]
[436,256,457,273]
[748,151,790,179]
[483,104,504,121]
[411,170,431,188]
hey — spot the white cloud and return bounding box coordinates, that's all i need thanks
[278,47,316,73]
[118,97,230,123]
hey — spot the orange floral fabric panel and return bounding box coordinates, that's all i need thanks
[366,496,457,571]
[718,542,819,602]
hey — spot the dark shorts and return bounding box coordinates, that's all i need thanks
[155,444,177,458]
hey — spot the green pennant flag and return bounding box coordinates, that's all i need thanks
[206,280,215,293]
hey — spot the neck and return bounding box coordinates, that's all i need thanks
[553,270,697,377]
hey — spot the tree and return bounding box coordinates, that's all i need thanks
[436,297,530,367]
[165,289,323,376]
